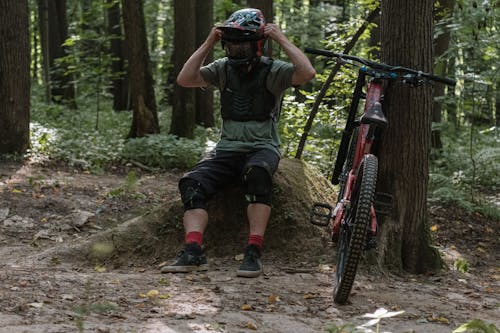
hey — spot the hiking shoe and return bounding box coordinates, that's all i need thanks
[161,243,208,273]
[236,245,262,278]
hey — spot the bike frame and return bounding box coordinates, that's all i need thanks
[305,46,456,304]
[331,70,382,239]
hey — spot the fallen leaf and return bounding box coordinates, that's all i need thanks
[234,254,244,261]
[158,277,170,285]
[430,225,438,232]
[28,302,44,308]
[241,304,252,311]
[50,257,61,265]
[245,322,257,330]
[146,290,159,298]
[428,315,450,324]
[303,293,316,299]
[268,294,280,304]
[159,294,170,300]
[94,265,106,273]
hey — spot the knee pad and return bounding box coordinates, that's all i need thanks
[179,178,207,211]
[242,166,272,206]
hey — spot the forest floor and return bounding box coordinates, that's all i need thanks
[0,161,498,333]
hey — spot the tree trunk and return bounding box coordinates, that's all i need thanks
[107,0,130,111]
[496,80,500,127]
[170,0,196,138]
[247,0,273,57]
[38,0,76,108]
[0,0,31,154]
[432,0,454,150]
[195,0,214,127]
[378,0,442,273]
[122,0,160,138]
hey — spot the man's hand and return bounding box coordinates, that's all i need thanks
[177,27,222,88]
[264,23,287,43]
[207,27,223,46]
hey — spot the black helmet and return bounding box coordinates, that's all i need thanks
[219,8,267,67]
[219,8,266,43]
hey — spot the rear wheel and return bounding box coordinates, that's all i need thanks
[333,154,378,304]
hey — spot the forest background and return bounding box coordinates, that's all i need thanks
[0,0,498,222]
[0,0,498,220]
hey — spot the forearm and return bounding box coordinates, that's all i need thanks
[177,28,220,88]
[274,35,316,85]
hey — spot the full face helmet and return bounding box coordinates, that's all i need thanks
[219,8,267,66]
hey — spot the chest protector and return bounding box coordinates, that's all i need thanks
[221,58,276,122]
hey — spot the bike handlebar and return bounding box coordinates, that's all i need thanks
[304,47,456,86]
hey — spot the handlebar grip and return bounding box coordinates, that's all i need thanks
[304,47,339,58]
[427,74,456,86]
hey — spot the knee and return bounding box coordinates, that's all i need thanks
[242,166,273,206]
[179,178,207,211]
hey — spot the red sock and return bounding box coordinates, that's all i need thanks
[248,234,264,249]
[185,231,203,246]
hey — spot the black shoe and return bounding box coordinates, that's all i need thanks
[236,245,262,278]
[161,243,208,273]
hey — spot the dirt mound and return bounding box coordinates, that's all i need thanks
[30,159,335,267]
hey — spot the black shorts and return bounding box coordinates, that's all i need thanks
[180,148,280,198]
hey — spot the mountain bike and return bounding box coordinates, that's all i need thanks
[306,47,456,304]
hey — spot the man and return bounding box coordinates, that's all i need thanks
[161,8,315,277]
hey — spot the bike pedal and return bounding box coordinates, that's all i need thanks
[309,202,333,227]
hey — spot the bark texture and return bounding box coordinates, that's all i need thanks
[378,0,442,273]
[38,0,76,107]
[0,0,31,154]
[170,0,196,138]
[122,0,159,138]
[195,0,214,127]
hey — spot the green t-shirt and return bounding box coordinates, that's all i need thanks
[200,57,294,156]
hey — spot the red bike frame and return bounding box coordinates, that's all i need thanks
[331,80,382,239]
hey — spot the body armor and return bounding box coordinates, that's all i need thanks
[221,58,276,122]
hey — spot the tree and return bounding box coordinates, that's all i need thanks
[0,0,31,154]
[195,0,215,127]
[432,0,455,150]
[377,0,442,273]
[121,0,159,138]
[170,0,196,138]
[107,0,130,111]
[37,0,76,108]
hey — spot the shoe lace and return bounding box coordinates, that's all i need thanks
[176,249,204,265]
[243,246,260,264]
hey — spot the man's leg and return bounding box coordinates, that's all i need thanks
[183,208,209,245]
[162,150,242,273]
[161,179,211,273]
[238,149,280,277]
[247,203,271,245]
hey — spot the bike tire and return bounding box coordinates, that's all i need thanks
[333,154,378,304]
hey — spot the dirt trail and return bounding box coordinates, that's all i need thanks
[1,162,498,333]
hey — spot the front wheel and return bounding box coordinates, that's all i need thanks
[333,154,378,304]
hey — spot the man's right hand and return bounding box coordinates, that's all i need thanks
[207,27,223,46]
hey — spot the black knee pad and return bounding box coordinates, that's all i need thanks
[178,178,207,211]
[242,166,272,205]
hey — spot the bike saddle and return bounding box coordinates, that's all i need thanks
[360,102,388,128]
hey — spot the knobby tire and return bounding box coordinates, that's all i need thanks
[334,154,378,304]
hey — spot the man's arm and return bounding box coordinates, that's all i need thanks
[265,24,316,86]
[176,27,222,88]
